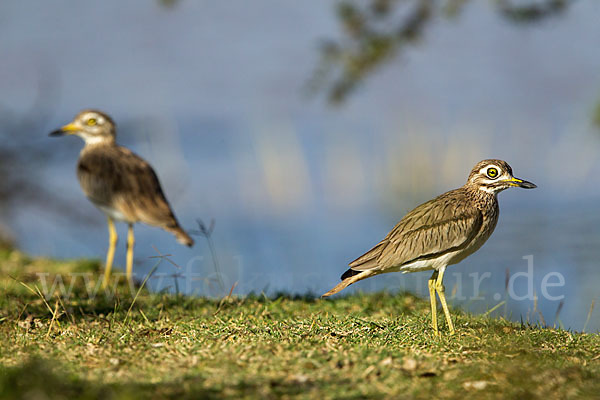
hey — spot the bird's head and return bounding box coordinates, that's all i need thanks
[50,110,116,145]
[466,159,536,194]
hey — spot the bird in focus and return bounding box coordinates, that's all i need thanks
[322,159,536,335]
[50,110,193,288]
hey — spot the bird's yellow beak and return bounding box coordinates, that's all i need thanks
[502,177,537,189]
[49,123,79,137]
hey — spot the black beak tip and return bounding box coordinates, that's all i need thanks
[520,181,537,189]
[49,129,64,137]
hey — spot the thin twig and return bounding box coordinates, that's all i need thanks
[124,256,163,324]
[9,274,54,315]
[537,310,546,328]
[46,299,60,339]
[483,301,506,317]
[554,300,565,329]
[583,299,596,333]
[191,219,225,293]
[214,282,239,316]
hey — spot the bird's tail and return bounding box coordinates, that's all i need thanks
[321,269,377,297]
[165,224,194,247]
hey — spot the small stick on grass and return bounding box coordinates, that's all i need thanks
[46,299,61,339]
[483,301,506,317]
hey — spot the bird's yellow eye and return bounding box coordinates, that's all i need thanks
[86,118,97,126]
[487,167,499,179]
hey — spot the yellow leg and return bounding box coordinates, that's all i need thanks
[102,217,118,289]
[435,266,455,335]
[428,271,439,335]
[126,223,135,284]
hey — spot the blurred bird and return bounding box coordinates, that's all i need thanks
[50,110,193,288]
[322,159,536,335]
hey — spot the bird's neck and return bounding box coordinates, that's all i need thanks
[80,139,117,158]
[82,136,116,147]
[463,184,498,210]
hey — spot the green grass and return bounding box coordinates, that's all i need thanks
[1,249,599,399]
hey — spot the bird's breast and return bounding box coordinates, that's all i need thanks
[449,206,499,265]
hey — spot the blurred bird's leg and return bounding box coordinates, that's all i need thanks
[428,271,439,335]
[126,224,135,285]
[435,266,455,334]
[102,217,117,289]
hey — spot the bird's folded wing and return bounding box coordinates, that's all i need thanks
[77,146,178,226]
[349,193,483,272]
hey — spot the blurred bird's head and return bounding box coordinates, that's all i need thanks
[466,159,536,194]
[50,110,116,145]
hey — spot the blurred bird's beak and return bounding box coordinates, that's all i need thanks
[504,177,537,189]
[49,123,79,137]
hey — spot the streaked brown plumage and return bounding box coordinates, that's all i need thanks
[77,143,192,244]
[323,159,536,335]
[50,109,193,287]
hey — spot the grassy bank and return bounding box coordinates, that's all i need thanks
[0,249,599,399]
